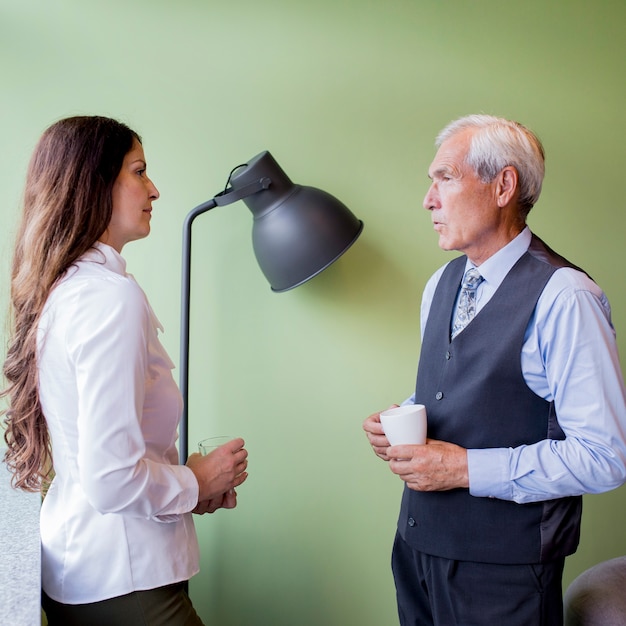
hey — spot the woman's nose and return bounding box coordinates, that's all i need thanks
[149,178,160,200]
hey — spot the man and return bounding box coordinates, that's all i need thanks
[363,114,626,625]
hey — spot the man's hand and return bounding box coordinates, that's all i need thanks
[363,407,398,461]
[388,439,469,491]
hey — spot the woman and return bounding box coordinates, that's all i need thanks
[1,116,249,625]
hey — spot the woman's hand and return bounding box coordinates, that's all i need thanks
[186,437,248,505]
[192,489,238,515]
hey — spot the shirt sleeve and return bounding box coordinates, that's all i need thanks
[468,269,626,503]
[67,276,198,520]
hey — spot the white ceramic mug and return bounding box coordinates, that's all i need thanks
[380,404,427,445]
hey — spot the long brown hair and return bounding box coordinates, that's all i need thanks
[2,116,140,491]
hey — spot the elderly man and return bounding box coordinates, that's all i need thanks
[363,115,626,626]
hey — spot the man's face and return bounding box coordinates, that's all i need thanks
[423,129,503,265]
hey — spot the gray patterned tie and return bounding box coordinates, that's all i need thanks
[451,268,484,339]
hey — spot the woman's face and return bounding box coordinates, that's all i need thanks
[101,138,160,252]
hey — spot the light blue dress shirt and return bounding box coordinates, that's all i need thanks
[403,227,626,503]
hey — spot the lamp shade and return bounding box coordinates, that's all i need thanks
[228,151,364,292]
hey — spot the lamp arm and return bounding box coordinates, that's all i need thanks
[213,177,271,206]
[178,175,272,464]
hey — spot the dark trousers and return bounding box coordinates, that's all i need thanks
[42,582,204,626]
[391,531,565,626]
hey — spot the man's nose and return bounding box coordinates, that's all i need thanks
[423,183,438,210]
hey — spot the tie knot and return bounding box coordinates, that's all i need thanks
[462,268,483,290]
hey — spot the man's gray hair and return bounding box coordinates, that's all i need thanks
[436,114,545,215]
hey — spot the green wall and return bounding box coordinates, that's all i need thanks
[1,1,625,623]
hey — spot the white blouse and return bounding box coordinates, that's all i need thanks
[38,242,200,604]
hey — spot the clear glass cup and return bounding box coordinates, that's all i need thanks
[198,436,231,455]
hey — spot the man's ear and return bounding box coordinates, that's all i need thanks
[496,166,519,207]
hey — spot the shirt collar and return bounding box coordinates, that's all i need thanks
[80,241,128,277]
[465,227,532,290]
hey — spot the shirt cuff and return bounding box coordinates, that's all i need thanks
[177,464,200,510]
[467,448,512,500]
[153,465,199,522]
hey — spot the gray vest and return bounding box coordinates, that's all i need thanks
[398,235,584,564]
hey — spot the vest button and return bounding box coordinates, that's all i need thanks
[445,351,451,360]
[435,391,443,400]
[408,517,416,527]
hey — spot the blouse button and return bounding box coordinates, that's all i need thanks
[435,391,443,400]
